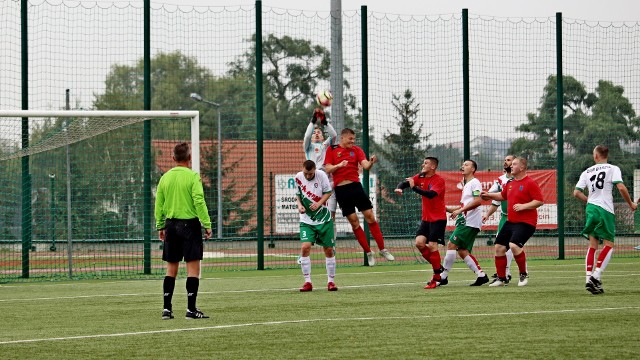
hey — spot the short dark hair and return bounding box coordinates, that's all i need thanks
[303,159,316,171]
[173,142,190,162]
[341,128,355,136]
[425,156,439,167]
[594,145,609,158]
[467,159,478,172]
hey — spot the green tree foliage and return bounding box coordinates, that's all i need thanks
[228,34,357,139]
[375,89,431,235]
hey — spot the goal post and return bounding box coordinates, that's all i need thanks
[0,109,201,280]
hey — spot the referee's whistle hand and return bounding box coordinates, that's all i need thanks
[204,228,212,239]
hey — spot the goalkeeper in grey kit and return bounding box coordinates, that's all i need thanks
[303,108,338,239]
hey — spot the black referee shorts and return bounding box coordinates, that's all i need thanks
[334,182,373,217]
[162,218,204,263]
[495,221,536,248]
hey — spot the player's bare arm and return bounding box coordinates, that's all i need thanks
[296,196,306,214]
[616,183,638,210]
[483,204,499,223]
[310,192,333,211]
[572,188,588,203]
[361,155,377,170]
[450,196,482,219]
[480,191,504,201]
[513,199,544,212]
[324,160,348,174]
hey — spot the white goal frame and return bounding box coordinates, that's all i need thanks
[0,109,201,172]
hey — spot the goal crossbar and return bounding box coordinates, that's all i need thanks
[0,110,201,172]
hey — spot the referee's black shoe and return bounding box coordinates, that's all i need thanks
[186,308,210,319]
[162,309,174,320]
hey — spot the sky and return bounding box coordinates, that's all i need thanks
[168,0,640,22]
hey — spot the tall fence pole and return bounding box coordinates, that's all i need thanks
[143,0,152,274]
[21,0,31,278]
[555,12,565,260]
[361,5,372,265]
[330,0,344,131]
[256,0,265,270]
[462,9,470,161]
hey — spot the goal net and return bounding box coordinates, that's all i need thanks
[0,110,200,281]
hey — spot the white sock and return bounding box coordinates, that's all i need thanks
[441,250,456,279]
[463,255,484,276]
[586,271,592,283]
[594,248,614,280]
[326,256,336,283]
[300,256,311,283]
[505,248,514,276]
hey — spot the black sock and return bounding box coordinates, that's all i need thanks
[186,277,199,312]
[163,276,176,311]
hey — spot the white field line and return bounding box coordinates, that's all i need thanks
[1,270,640,302]
[0,306,638,345]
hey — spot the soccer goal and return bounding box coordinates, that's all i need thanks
[0,109,200,281]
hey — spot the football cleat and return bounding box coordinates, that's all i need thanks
[162,309,174,320]
[518,272,529,287]
[424,280,438,289]
[379,249,395,261]
[327,282,338,291]
[469,274,489,286]
[437,277,449,286]
[366,251,376,266]
[489,278,508,287]
[185,308,209,319]
[586,276,604,294]
[300,282,313,292]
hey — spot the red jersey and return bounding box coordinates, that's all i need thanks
[411,173,446,221]
[324,144,366,187]
[500,175,544,227]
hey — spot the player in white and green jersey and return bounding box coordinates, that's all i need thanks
[441,159,489,287]
[483,155,515,283]
[573,145,637,294]
[295,160,337,292]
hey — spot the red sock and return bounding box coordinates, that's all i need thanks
[514,251,527,274]
[353,226,371,253]
[596,246,612,268]
[586,247,596,273]
[468,254,482,272]
[420,248,431,261]
[368,222,385,249]
[429,251,442,272]
[495,255,507,278]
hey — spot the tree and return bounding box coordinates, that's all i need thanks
[228,33,357,139]
[375,89,432,235]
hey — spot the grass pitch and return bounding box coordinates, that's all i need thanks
[1,258,639,359]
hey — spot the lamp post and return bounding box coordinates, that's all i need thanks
[190,93,222,240]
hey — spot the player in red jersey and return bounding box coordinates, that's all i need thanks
[395,157,446,289]
[481,157,543,287]
[324,128,394,266]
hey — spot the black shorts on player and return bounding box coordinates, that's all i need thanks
[495,221,536,248]
[416,220,447,245]
[334,182,373,216]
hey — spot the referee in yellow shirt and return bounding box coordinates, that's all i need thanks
[155,142,212,320]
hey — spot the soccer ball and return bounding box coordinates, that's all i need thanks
[316,90,333,107]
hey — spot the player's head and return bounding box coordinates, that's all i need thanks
[302,159,316,180]
[173,142,191,163]
[461,159,477,175]
[503,155,515,173]
[340,128,356,148]
[313,126,325,143]
[423,157,439,173]
[593,145,609,161]
[511,157,528,176]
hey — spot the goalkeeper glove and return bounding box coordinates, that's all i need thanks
[311,108,325,124]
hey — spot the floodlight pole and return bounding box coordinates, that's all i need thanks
[190,93,223,240]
